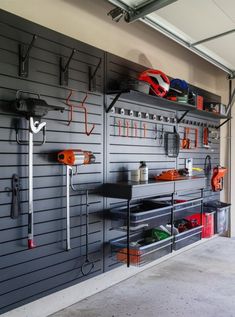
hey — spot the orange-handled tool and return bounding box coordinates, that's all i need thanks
[58,149,95,166]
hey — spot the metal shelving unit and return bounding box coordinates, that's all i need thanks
[103,177,206,267]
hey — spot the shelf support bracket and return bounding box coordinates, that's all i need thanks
[19,35,37,77]
[60,49,77,86]
[106,91,122,113]
[216,117,231,130]
[177,110,189,124]
[88,58,102,91]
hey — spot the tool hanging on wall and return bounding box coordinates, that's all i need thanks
[66,90,95,136]
[182,127,198,149]
[58,149,96,251]
[125,120,130,137]
[81,189,95,276]
[182,127,190,149]
[211,165,227,192]
[143,123,147,138]
[203,127,210,148]
[204,155,212,186]
[11,174,21,219]
[5,174,22,219]
[164,127,180,158]
[12,90,64,249]
[133,121,138,138]
[118,119,122,136]
[159,125,164,146]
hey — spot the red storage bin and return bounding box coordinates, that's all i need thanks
[186,212,215,238]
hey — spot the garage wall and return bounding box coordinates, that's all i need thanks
[0,1,231,220]
[0,10,105,314]
[0,0,228,96]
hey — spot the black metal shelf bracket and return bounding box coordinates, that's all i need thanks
[216,117,232,129]
[88,58,102,91]
[177,110,189,124]
[106,92,123,113]
[60,49,77,86]
[19,34,37,77]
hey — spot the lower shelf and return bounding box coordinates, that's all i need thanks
[173,226,203,251]
[110,226,203,266]
[110,233,173,266]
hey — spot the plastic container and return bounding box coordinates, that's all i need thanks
[110,232,173,266]
[173,226,202,250]
[203,201,230,234]
[186,212,215,238]
[139,161,148,181]
[161,198,202,220]
[110,201,172,229]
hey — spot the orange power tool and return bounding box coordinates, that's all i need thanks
[58,149,95,166]
[211,166,227,192]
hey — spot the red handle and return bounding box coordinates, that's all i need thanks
[28,239,35,249]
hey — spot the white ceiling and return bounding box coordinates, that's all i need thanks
[109,0,235,75]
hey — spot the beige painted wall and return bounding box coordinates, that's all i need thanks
[0,0,233,234]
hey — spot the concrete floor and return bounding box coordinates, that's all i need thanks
[50,237,235,317]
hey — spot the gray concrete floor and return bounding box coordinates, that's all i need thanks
[50,237,235,317]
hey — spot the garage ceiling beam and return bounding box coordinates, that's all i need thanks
[108,0,178,23]
[126,0,178,23]
[108,0,131,12]
[191,29,235,47]
[141,16,234,76]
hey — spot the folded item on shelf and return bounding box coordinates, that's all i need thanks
[116,248,142,265]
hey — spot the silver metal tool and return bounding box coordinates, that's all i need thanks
[28,118,46,249]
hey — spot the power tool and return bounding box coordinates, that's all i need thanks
[211,166,227,192]
[58,149,95,166]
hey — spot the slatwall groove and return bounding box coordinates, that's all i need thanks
[0,261,102,309]
[0,250,101,296]
[0,266,102,315]
[0,240,101,282]
[0,230,102,263]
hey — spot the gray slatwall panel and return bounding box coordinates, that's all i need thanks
[104,53,222,270]
[104,53,178,269]
[0,194,102,218]
[0,259,102,314]
[0,9,104,314]
[0,240,101,283]
[177,113,220,201]
[0,229,102,260]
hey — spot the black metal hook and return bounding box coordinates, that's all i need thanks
[88,58,102,91]
[19,35,37,77]
[60,49,77,86]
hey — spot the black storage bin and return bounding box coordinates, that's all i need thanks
[110,232,173,266]
[203,201,230,234]
[110,201,172,230]
[173,226,202,251]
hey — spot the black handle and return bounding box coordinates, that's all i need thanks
[11,174,21,219]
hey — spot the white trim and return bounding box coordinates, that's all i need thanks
[2,236,218,317]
